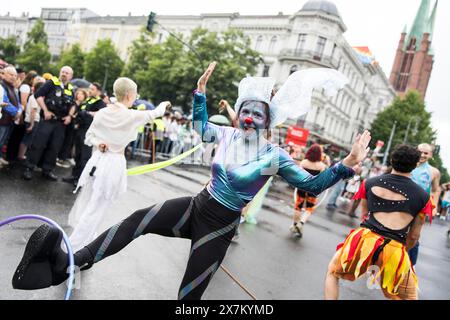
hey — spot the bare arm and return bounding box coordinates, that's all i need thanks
[431,168,441,216]
[360,199,369,221]
[20,92,29,113]
[406,215,426,251]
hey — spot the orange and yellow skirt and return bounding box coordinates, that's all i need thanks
[331,228,418,299]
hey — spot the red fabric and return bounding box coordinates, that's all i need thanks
[420,198,434,224]
[353,180,367,200]
[361,236,384,267]
[346,229,364,263]
[393,249,405,285]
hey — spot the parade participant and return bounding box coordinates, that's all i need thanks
[324,145,434,300]
[290,144,327,238]
[409,143,441,265]
[23,66,76,181]
[0,66,21,167]
[63,83,106,186]
[65,78,170,251]
[12,63,370,300]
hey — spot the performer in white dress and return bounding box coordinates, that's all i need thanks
[68,77,171,251]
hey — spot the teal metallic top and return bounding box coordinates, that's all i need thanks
[411,162,432,194]
[192,92,355,212]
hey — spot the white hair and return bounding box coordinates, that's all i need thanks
[60,66,73,75]
[113,77,137,102]
[3,66,17,75]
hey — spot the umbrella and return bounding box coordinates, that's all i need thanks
[70,78,91,89]
[209,115,231,126]
[133,99,155,110]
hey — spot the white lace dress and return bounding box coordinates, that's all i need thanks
[68,102,166,251]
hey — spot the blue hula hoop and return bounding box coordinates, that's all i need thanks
[0,215,75,300]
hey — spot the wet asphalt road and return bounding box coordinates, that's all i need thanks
[1,161,449,300]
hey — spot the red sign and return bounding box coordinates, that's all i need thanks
[286,127,310,147]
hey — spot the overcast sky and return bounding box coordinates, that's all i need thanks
[3,0,449,169]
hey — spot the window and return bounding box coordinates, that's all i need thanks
[255,36,263,51]
[268,36,277,54]
[331,44,337,59]
[290,65,299,75]
[314,36,326,61]
[296,34,306,53]
[262,65,270,77]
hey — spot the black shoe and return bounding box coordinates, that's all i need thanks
[22,168,33,181]
[42,171,58,181]
[12,224,66,290]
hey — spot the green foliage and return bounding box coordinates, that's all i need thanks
[83,39,124,94]
[124,28,262,112]
[58,44,86,78]
[370,90,449,182]
[0,36,21,65]
[23,19,48,49]
[16,19,51,73]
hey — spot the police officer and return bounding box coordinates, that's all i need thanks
[63,82,106,185]
[23,66,75,181]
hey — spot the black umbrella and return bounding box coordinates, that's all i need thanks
[70,78,91,89]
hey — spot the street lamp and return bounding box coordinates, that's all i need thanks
[403,116,420,144]
[382,121,397,167]
[145,12,205,70]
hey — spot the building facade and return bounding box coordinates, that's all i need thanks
[64,1,395,151]
[0,12,32,47]
[40,8,98,59]
[389,0,437,98]
[2,1,395,151]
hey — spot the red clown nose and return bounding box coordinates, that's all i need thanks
[245,117,253,125]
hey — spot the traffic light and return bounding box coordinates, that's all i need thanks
[147,12,157,33]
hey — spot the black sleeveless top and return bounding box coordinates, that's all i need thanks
[361,174,429,244]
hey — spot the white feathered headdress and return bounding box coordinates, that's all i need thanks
[234,68,349,128]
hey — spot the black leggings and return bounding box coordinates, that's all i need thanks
[75,188,240,300]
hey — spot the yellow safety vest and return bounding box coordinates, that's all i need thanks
[51,76,73,97]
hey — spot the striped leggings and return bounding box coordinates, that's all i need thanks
[75,188,240,300]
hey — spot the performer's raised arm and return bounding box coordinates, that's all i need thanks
[278,131,372,195]
[193,62,230,143]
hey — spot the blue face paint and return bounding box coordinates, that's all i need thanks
[238,101,268,139]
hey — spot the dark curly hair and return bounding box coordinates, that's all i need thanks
[390,144,421,173]
[305,144,322,162]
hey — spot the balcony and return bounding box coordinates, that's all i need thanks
[279,49,340,69]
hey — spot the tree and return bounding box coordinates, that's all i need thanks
[370,90,449,183]
[16,19,51,73]
[83,39,124,94]
[0,36,21,65]
[124,28,262,112]
[122,28,155,78]
[57,43,86,78]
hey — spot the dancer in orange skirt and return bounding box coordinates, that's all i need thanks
[324,145,434,300]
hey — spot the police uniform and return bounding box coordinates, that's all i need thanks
[24,77,75,177]
[71,96,106,179]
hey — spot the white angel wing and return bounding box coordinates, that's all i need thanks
[270,68,348,127]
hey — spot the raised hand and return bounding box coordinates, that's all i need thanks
[197,62,217,94]
[343,130,372,168]
[218,99,230,114]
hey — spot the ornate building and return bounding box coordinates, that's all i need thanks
[389,0,437,98]
[2,1,395,151]
[64,0,395,151]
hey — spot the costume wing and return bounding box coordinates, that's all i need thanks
[270,68,348,127]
